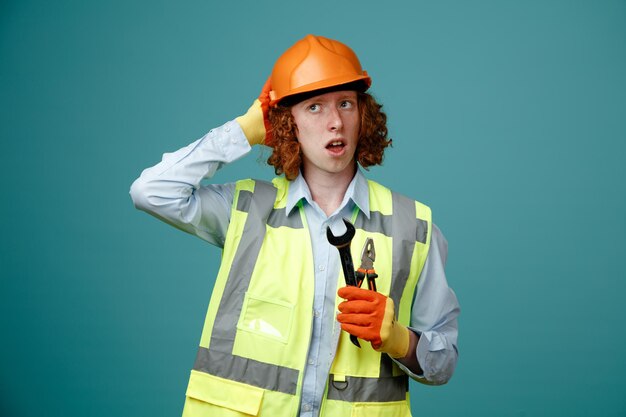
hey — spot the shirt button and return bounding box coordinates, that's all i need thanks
[308,359,315,365]
[318,265,325,271]
[302,404,312,412]
[314,310,320,318]
[224,125,231,132]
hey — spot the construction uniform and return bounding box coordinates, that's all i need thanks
[130,120,460,416]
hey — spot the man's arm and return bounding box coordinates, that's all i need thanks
[129,121,251,248]
[129,81,272,245]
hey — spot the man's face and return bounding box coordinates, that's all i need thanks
[290,90,360,180]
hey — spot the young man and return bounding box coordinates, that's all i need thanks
[130,34,459,417]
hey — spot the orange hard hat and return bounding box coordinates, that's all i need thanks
[269,34,372,106]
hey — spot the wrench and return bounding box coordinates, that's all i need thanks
[327,218,361,347]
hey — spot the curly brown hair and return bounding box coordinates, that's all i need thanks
[266,92,392,180]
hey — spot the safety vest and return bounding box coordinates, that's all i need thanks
[182,177,432,417]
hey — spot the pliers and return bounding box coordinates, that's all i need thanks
[356,238,378,292]
[345,238,378,348]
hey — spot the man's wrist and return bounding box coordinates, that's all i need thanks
[394,329,422,374]
[379,322,410,359]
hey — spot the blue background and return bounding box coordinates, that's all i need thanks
[1,1,625,416]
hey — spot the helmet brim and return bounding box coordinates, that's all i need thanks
[270,74,371,107]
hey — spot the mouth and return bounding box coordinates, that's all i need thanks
[325,139,346,154]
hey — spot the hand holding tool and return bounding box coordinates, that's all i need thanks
[235,76,274,146]
[337,286,410,358]
[337,239,410,358]
[326,219,360,347]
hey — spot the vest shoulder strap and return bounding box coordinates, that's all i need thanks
[234,178,289,210]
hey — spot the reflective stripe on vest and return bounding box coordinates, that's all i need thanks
[190,177,431,407]
[193,181,301,395]
[326,374,408,402]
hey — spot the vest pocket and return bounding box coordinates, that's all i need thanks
[351,401,412,417]
[183,370,264,416]
[236,292,294,343]
[321,399,412,417]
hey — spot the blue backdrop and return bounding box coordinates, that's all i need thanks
[1,1,625,416]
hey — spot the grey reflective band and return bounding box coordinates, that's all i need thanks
[326,374,408,402]
[354,211,393,237]
[354,207,427,244]
[195,181,301,395]
[389,191,418,307]
[268,207,304,229]
[194,346,298,395]
[236,190,253,213]
[416,218,428,244]
[238,189,303,229]
[384,192,419,378]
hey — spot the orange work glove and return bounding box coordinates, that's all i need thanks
[337,286,410,358]
[235,77,274,146]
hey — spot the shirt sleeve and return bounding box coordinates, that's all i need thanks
[129,120,251,248]
[394,223,460,385]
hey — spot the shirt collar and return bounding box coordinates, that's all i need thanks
[285,168,371,218]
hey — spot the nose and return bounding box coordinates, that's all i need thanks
[327,107,343,132]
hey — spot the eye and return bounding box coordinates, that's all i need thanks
[339,100,355,109]
[308,103,321,113]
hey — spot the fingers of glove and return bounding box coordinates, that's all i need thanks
[339,322,382,345]
[336,312,376,327]
[235,99,266,146]
[337,299,378,314]
[337,286,381,302]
